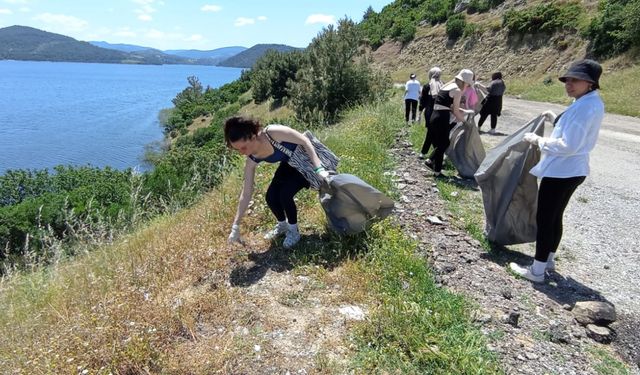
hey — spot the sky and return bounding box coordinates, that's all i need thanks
[0,0,390,50]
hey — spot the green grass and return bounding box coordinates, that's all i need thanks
[589,347,631,375]
[507,63,640,118]
[0,97,500,373]
[326,101,500,373]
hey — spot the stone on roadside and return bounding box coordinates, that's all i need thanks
[572,301,617,326]
[339,305,366,321]
[427,215,444,225]
[585,324,615,344]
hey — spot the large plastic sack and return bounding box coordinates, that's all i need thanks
[474,114,546,245]
[446,115,486,178]
[319,174,394,235]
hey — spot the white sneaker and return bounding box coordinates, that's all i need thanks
[488,128,496,135]
[264,222,288,240]
[283,229,301,249]
[509,262,545,283]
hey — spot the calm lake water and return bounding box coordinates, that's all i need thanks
[0,60,242,174]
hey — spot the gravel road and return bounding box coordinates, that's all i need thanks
[484,97,640,316]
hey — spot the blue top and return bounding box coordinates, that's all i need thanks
[249,139,298,163]
[530,90,604,178]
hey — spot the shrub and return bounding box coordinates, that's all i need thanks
[503,2,584,35]
[586,0,640,59]
[289,18,390,125]
[446,13,466,40]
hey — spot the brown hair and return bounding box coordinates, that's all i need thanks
[223,116,262,147]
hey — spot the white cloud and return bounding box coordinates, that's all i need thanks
[133,0,157,22]
[33,13,88,32]
[234,17,254,27]
[18,6,29,12]
[257,15,267,21]
[201,4,221,12]
[3,0,28,4]
[145,28,166,39]
[0,8,13,14]
[305,14,336,25]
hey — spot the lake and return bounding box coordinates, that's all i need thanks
[0,60,242,175]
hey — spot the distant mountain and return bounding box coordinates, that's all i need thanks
[0,26,218,65]
[217,44,302,68]
[164,46,247,64]
[89,41,153,53]
[0,25,142,64]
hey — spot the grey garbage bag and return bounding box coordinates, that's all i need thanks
[319,174,394,235]
[474,114,546,245]
[446,116,486,178]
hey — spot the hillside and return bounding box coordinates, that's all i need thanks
[0,25,137,64]
[218,44,302,68]
[366,0,638,88]
[91,42,248,65]
[89,41,153,53]
[0,26,214,65]
[164,46,247,64]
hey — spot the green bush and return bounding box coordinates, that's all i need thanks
[446,13,466,40]
[586,0,640,58]
[289,18,390,125]
[503,2,584,35]
[251,50,304,104]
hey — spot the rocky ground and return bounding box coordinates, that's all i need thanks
[390,97,640,374]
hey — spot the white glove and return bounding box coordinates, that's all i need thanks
[315,166,330,180]
[523,132,541,146]
[318,169,330,179]
[228,224,243,244]
[542,110,556,123]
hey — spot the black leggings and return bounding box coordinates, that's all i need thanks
[428,110,456,172]
[535,176,586,262]
[477,112,497,130]
[265,162,310,224]
[405,99,418,122]
[421,97,436,155]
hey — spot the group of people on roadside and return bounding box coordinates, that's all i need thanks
[405,60,604,283]
[224,59,605,285]
[405,67,506,177]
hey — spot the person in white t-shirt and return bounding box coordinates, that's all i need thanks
[404,73,421,124]
[510,59,604,283]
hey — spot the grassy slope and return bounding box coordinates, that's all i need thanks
[0,99,500,373]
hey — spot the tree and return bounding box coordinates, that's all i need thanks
[289,18,390,125]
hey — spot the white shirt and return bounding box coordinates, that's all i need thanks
[530,90,604,178]
[404,79,421,100]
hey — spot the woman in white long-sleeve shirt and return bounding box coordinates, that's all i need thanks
[510,59,604,283]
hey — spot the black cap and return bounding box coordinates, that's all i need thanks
[559,59,602,89]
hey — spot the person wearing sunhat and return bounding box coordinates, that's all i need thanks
[404,73,421,125]
[510,59,604,283]
[424,68,476,176]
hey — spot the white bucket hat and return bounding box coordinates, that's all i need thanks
[455,69,474,85]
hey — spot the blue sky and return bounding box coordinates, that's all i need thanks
[0,0,390,50]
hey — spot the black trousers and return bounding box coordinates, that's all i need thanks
[535,176,586,262]
[428,110,455,172]
[405,99,418,122]
[478,96,502,130]
[421,97,436,155]
[265,162,310,224]
[477,112,497,130]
